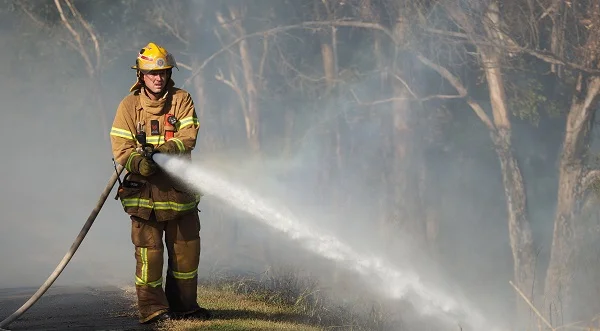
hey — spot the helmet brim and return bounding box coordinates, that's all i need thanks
[132,66,177,73]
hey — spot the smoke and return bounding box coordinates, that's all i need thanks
[154,153,504,330]
[0,1,585,330]
[0,4,136,289]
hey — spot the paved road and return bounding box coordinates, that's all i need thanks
[0,285,154,331]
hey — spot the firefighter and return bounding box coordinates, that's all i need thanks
[110,42,211,324]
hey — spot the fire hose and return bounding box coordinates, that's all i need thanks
[0,164,125,330]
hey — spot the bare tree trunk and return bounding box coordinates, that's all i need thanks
[283,109,294,157]
[418,161,438,255]
[358,0,395,243]
[438,3,538,325]
[478,4,536,323]
[191,63,206,126]
[315,0,341,202]
[190,58,215,151]
[490,127,535,328]
[321,40,336,92]
[385,7,429,250]
[89,84,107,142]
[214,5,261,154]
[228,3,260,154]
[320,35,342,172]
[419,1,537,321]
[49,0,106,139]
[549,0,566,77]
[544,75,600,323]
[544,0,600,320]
[389,84,424,242]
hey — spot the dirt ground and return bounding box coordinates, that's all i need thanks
[0,285,153,331]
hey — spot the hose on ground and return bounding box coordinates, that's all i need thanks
[0,164,124,330]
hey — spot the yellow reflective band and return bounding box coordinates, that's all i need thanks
[135,248,162,287]
[170,138,185,152]
[153,200,198,212]
[175,117,199,130]
[146,135,164,145]
[121,198,153,209]
[121,193,200,211]
[141,247,148,284]
[135,276,162,288]
[125,152,141,172]
[110,127,135,140]
[121,198,199,212]
[171,268,198,280]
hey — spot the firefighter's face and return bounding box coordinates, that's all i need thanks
[143,70,167,94]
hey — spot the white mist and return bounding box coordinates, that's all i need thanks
[153,154,501,331]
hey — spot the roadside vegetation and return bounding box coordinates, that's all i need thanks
[159,271,396,331]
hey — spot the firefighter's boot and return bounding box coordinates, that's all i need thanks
[164,212,206,316]
[131,217,170,323]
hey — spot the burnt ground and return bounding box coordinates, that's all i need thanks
[0,285,154,331]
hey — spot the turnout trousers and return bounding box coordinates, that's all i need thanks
[130,211,202,323]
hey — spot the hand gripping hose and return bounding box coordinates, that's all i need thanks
[0,164,124,330]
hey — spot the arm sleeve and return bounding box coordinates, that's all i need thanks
[169,92,200,153]
[110,100,143,173]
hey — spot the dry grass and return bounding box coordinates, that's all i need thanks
[157,270,393,331]
[158,286,322,331]
[510,281,600,331]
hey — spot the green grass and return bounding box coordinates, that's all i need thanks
[159,285,323,331]
[158,271,389,331]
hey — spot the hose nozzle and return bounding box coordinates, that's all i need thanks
[141,143,155,159]
[135,130,157,160]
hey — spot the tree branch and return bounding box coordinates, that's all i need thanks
[277,45,334,84]
[215,68,247,115]
[509,281,554,330]
[183,19,396,88]
[18,3,50,29]
[213,24,238,59]
[392,70,466,102]
[64,0,101,72]
[258,33,269,84]
[216,11,238,41]
[156,16,189,46]
[424,26,600,75]
[416,53,496,131]
[17,2,77,51]
[53,0,95,77]
[392,73,419,100]
[176,62,193,71]
[350,88,463,107]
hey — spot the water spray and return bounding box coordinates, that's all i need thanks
[153,154,503,331]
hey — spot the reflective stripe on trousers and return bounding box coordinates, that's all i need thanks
[131,211,201,322]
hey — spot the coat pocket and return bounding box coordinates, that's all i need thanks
[118,177,151,219]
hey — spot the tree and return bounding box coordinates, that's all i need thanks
[542,0,600,320]
[419,0,600,323]
[408,1,536,325]
[17,0,108,136]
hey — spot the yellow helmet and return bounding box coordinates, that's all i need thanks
[131,42,177,72]
[130,42,178,92]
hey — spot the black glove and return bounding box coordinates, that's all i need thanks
[131,156,158,177]
[155,140,182,155]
